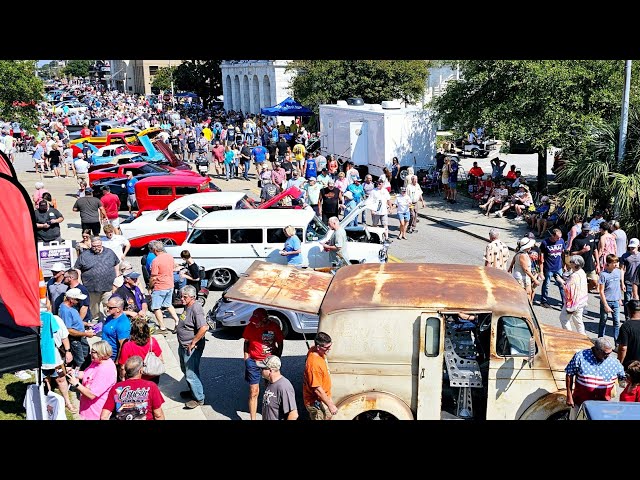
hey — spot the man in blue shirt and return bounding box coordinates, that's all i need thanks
[539,228,567,308]
[125,171,139,215]
[58,288,95,369]
[102,295,131,364]
[598,254,623,345]
[251,142,268,170]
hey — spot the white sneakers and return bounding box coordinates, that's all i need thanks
[495,211,503,218]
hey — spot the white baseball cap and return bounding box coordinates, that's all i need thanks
[65,288,87,300]
[50,262,66,273]
[629,238,640,248]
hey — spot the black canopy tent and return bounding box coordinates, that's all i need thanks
[0,303,39,375]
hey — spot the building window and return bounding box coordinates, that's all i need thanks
[149,66,159,76]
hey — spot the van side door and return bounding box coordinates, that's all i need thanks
[487,316,539,419]
[417,313,445,419]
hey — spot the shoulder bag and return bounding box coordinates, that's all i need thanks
[142,338,165,377]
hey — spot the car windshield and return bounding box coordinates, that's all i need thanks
[141,164,168,173]
[306,216,329,242]
[178,205,207,222]
[156,209,170,221]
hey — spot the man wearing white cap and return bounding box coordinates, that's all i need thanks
[58,288,95,369]
[620,238,640,321]
[304,177,322,216]
[257,355,298,420]
[510,237,540,298]
[46,262,68,314]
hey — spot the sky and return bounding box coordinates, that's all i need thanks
[37,60,52,67]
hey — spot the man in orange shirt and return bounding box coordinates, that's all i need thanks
[303,331,338,420]
[149,241,180,333]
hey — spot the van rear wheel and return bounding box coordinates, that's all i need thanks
[209,268,236,290]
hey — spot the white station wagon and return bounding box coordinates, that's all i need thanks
[166,203,389,289]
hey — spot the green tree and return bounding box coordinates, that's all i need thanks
[152,66,175,92]
[173,60,223,109]
[432,60,631,192]
[0,60,43,131]
[556,109,640,238]
[288,60,430,114]
[62,60,94,79]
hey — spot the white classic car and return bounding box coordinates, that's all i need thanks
[119,191,255,249]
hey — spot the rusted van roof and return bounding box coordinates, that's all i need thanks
[224,261,332,314]
[322,263,532,317]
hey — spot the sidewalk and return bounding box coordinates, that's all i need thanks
[13,153,205,420]
[417,190,532,251]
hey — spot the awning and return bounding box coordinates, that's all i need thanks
[261,97,313,117]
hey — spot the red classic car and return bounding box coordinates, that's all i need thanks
[88,162,199,186]
[134,174,219,213]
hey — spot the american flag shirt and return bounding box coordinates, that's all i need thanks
[565,348,625,406]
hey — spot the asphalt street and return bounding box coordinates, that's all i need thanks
[15,150,609,420]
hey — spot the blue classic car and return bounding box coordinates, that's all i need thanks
[576,400,640,420]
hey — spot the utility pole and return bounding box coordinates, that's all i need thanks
[618,60,632,166]
[169,60,175,108]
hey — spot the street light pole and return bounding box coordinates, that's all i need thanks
[618,60,632,167]
[169,60,175,108]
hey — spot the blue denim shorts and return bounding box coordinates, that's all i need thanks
[398,211,410,222]
[244,357,262,385]
[151,289,173,310]
[449,181,457,189]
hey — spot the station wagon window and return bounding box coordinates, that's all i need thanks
[230,228,263,244]
[267,228,303,244]
[204,205,233,212]
[176,187,198,196]
[149,187,172,196]
[496,316,533,357]
[188,229,229,244]
[306,217,329,242]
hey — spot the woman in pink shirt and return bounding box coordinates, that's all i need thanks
[118,318,164,384]
[334,171,349,193]
[68,340,117,420]
[32,181,48,205]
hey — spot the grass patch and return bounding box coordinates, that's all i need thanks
[0,373,75,420]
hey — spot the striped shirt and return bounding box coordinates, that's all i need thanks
[484,240,510,270]
[565,348,625,406]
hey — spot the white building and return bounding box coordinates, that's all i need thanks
[220,60,294,114]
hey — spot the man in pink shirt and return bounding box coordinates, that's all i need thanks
[149,241,180,333]
[211,140,225,177]
[100,185,122,234]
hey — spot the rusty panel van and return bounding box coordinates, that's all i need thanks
[224,261,592,420]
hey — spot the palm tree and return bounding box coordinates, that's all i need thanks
[556,108,640,238]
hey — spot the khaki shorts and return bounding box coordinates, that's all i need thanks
[305,402,331,420]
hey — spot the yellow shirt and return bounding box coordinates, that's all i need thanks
[293,143,306,161]
[202,127,213,141]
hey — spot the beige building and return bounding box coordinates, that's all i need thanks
[109,60,183,95]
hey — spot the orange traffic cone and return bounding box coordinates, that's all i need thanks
[39,269,47,312]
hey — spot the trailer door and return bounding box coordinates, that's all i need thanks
[350,121,368,166]
[416,313,444,419]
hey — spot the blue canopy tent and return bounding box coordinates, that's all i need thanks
[174,92,199,99]
[261,97,313,116]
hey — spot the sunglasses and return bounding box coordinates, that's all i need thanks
[106,305,119,310]
[318,344,332,351]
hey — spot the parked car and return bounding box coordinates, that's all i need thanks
[47,100,88,115]
[210,292,320,338]
[165,203,389,290]
[120,191,255,249]
[93,173,167,210]
[134,174,220,213]
[88,161,200,185]
[575,400,640,420]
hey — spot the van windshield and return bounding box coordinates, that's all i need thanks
[306,216,329,242]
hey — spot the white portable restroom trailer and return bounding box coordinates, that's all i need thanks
[319,100,437,179]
